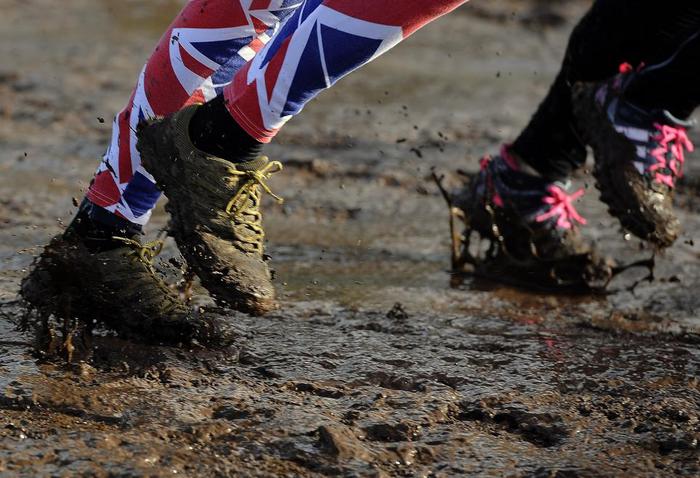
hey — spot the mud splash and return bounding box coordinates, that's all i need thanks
[1,0,700,475]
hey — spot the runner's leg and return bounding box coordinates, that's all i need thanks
[222,0,468,143]
[86,0,302,227]
[512,0,700,180]
[126,0,469,312]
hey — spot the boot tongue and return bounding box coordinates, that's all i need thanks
[236,155,269,172]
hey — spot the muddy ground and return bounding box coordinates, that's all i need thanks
[1,0,700,476]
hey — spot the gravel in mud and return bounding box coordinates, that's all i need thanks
[1,0,700,476]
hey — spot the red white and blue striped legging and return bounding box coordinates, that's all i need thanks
[86,0,467,226]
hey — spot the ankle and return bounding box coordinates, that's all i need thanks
[65,200,142,252]
[189,96,263,163]
[507,144,575,183]
[501,145,542,178]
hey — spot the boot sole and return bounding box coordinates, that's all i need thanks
[457,198,612,292]
[471,253,608,293]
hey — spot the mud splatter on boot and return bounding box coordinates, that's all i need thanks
[20,209,238,349]
[137,105,281,315]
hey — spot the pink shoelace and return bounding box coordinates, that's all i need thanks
[480,145,519,172]
[535,185,587,230]
[479,146,518,208]
[616,62,695,188]
[649,123,695,188]
[479,154,505,207]
[479,155,491,172]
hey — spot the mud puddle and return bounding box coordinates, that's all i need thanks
[1,0,700,476]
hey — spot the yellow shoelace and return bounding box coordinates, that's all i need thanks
[224,159,284,253]
[110,236,184,313]
[112,236,165,268]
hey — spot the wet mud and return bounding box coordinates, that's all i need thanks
[1,0,700,476]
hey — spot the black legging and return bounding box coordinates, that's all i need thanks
[511,0,700,180]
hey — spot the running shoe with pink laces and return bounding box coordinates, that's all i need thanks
[574,63,695,248]
[452,146,612,290]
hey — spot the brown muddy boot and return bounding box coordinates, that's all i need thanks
[137,105,281,315]
[451,146,613,291]
[573,63,695,248]
[20,208,238,348]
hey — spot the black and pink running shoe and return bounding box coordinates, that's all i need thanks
[452,146,611,290]
[574,63,695,248]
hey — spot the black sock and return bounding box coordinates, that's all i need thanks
[511,74,587,182]
[65,199,142,252]
[189,95,263,163]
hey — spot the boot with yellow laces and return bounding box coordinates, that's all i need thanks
[137,99,283,315]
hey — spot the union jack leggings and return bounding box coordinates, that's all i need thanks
[86,0,466,226]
